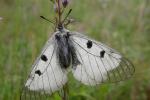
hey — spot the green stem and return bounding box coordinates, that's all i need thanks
[62,83,69,100]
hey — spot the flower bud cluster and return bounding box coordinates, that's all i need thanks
[62,0,68,8]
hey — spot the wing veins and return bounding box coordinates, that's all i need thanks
[104,55,119,82]
[72,35,134,83]
[20,40,53,100]
[73,40,112,83]
[71,34,119,54]
[74,42,113,84]
[94,57,104,83]
[108,55,124,82]
[87,53,99,85]
[75,49,93,85]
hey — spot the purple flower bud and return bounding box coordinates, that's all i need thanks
[62,0,68,8]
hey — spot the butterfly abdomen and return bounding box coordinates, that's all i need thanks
[57,47,71,68]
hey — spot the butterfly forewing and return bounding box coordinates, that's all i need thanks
[20,34,68,99]
[71,32,135,86]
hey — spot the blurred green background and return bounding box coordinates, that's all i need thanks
[0,0,150,100]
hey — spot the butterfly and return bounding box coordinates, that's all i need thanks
[20,27,135,99]
[20,2,135,99]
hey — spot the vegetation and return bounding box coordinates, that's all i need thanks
[0,0,149,100]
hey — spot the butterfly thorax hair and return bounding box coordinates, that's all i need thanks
[55,28,80,69]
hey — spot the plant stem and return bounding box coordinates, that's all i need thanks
[57,0,61,25]
[62,83,69,100]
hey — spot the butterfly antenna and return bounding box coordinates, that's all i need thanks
[40,16,55,25]
[62,9,72,24]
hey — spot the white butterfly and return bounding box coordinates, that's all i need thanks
[19,0,135,99]
[20,27,134,99]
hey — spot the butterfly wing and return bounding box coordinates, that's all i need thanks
[20,35,68,99]
[70,32,135,86]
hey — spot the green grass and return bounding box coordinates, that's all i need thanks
[0,0,150,100]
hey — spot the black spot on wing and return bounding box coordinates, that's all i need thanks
[35,70,42,76]
[100,50,105,58]
[41,55,48,62]
[87,40,93,49]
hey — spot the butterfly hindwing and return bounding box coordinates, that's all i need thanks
[21,35,68,99]
[70,32,135,86]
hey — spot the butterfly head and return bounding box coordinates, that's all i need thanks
[55,29,70,41]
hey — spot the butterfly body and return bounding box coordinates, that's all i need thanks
[55,29,80,69]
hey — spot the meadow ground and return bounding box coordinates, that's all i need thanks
[0,0,150,100]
